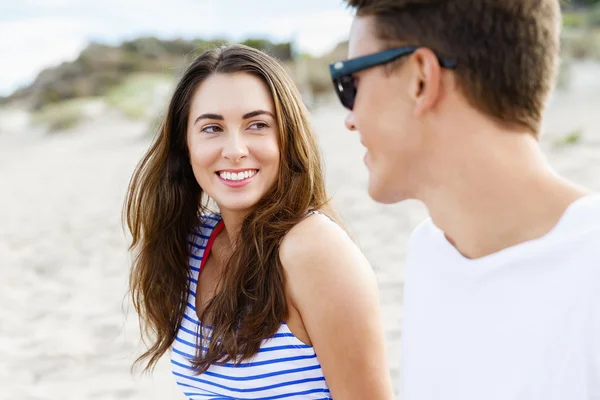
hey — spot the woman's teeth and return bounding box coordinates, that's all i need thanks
[218,170,257,181]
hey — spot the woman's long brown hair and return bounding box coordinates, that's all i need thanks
[125,44,332,373]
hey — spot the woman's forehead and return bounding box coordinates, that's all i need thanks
[190,72,275,119]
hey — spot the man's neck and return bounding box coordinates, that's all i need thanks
[418,127,589,260]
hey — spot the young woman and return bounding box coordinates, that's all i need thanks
[125,44,393,400]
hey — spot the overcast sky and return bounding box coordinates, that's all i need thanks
[0,0,354,95]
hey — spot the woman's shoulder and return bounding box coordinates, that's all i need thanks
[281,210,344,244]
[279,210,377,318]
[279,211,358,272]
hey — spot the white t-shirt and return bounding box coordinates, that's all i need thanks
[400,194,600,400]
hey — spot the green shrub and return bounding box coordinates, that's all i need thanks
[553,129,584,147]
[32,99,88,133]
[563,11,587,28]
[590,5,600,26]
[106,73,174,120]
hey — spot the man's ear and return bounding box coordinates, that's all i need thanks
[407,47,443,117]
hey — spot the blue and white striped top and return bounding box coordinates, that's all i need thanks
[171,214,332,400]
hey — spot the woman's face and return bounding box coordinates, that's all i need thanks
[186,72,280,215]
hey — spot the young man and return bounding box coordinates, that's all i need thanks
[330,1,600,399]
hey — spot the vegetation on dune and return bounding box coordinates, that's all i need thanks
[105,73,174,120]
[7,37,292,111]
[31,98,95,133]
[554,128,584,147]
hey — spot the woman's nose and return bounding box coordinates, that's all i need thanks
[222,132,249,162]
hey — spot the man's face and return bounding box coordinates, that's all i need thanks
[346,16,428,204]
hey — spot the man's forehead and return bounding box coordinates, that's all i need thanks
[348,16,381,59]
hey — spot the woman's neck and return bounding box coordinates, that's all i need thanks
[218,208,250,245]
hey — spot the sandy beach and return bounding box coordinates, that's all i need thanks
[1,62,599,399]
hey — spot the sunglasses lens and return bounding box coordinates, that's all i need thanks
[334,75,356,110]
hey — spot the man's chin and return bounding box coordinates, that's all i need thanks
[368,177,409,205]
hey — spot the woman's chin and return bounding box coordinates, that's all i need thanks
[215,198,260,215]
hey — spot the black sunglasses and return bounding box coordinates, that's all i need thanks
[329,45,458,110]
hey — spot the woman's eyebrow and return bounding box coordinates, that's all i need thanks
[242,110,275,119]
[194,113,224,125]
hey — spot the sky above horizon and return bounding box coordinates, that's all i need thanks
[0,0,354,96]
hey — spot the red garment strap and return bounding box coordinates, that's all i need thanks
[199,220,224,272]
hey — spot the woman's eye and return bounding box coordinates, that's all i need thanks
[249,122,268,130]
[202,125,222,134]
